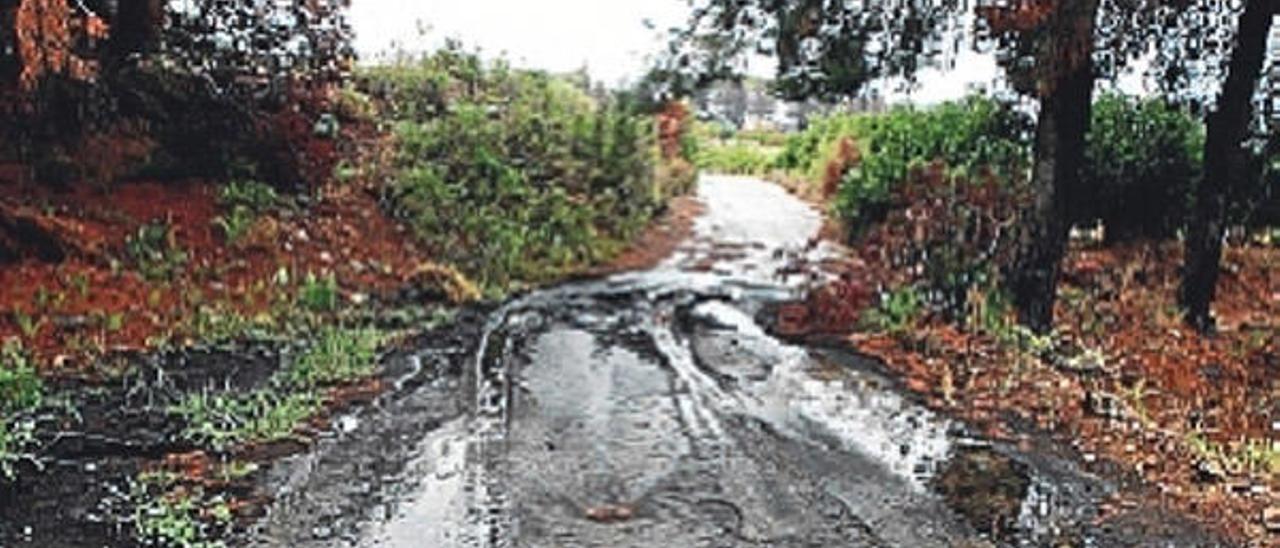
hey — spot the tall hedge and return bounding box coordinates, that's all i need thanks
[361,46,686,289]
[780,93,1264,242]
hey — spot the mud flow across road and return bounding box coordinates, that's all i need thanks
[251,176,1222,547]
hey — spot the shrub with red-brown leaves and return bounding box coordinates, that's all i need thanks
[821,137,860,199]
[795,162,1030,334]
[657,100,692,161]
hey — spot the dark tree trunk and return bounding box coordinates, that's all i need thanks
[1007,0,1100,333]
[1181,0,1274,333]
[106,0,165,65]
[0,4,19,86]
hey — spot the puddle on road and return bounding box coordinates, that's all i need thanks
[514,328,694,506]
[664,175,836,286]
[363,417,470,547]
[685,299,954,492]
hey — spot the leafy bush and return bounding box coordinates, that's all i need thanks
[365,45,687,288]
[656,102,701,195]
[774,96,1031,230]
[831,96,1031,230]
[696,141,778,175]
[1081,94,1204,241]
[785,94,1211,240]
[775,113,867,175]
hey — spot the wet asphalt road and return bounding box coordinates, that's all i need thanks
[249,176,1224,548]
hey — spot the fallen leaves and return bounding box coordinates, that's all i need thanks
[584,504,635,523]
[787,166,1280,542]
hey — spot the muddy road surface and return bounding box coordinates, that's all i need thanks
[250,176,1222,547]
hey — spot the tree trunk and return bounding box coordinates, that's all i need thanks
[1181,0,1274,333]
[106,0,164,66]
[0,4,20,86]
[1007,0,1100,333]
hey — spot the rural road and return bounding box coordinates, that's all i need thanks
[250,176,1221,547]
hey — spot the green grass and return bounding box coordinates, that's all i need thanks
[0,419,36,480]
[212,205,257,244]
[169,325,384,453]
[1187,433,1280,479]
[297,272,340,313]
[0,341,42,413]
[861,286,924,336]
[218,180,278,213]
[0,341,42,480]
[287,326,382,387]
[132,473,231,548]
[126,221,189,281]
[171,389,322,451]
[214,180,278,245]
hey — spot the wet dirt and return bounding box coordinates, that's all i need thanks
[0,345,286,546]
[245,176,1228,547]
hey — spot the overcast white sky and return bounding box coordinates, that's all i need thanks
[347,2,1036,104]
[350,0,690,87]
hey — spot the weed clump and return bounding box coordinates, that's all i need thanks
[0,341,42,480]
[170,326,382,452]
[287,327,382,388]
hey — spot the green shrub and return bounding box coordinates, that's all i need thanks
[365,46,673,289]
[334,86,379,123]
[788,94,1209,240]
[832,96,1031,230]
[695,141,778,175]
[775,113,867,175]
[1081,94,1204,241]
